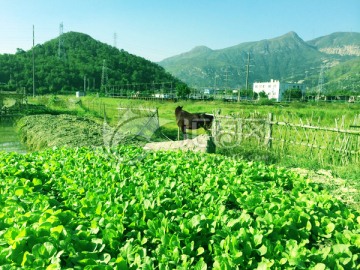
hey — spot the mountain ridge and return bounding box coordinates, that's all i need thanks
[159,31,359,94]
[307,32,360,56]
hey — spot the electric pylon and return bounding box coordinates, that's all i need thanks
[245,52,251,90]
[58,22,64,59]
[317,64,324,100]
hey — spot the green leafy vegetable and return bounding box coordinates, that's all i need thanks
[0,146,359,268]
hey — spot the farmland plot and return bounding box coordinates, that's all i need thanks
[0,146,359,269]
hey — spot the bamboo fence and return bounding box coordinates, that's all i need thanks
[212,112,360,165]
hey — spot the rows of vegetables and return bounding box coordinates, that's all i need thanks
[0,146,359,269]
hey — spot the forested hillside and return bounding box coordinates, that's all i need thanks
[319,57,360,95]
[0,32,186,94]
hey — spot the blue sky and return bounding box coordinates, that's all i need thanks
[0,0,359,61]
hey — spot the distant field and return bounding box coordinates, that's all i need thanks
[27,95,360,149]
[29,95,360,127]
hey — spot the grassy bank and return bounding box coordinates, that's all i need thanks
[17,114,104,151]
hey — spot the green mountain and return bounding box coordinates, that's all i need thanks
[159,32,359,93]
[305,32,360,95]
[307,32,360,56]
[0,32,186,94]
[315,57,360,95]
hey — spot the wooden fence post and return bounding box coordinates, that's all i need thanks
[265,112,273,149]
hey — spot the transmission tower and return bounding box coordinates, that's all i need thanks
[101,60,108,95]
[58,22,64,59]
[245,52,251,90]
[113,32,117,48]
[223,67,230,89]
[317,64,325,100]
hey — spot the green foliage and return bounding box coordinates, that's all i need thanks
[321,58,360,96]
[176,83,191,98]
[283,88,303,100]
[0,32,185,94]
[258,91,268,99]
[0,146,359,268]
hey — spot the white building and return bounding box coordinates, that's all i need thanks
[253,79,306,101]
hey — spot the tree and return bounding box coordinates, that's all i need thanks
[283,87,303,101]
[176,83,191,99]
[258,91,268,99]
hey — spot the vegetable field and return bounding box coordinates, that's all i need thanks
[0,146,359,269]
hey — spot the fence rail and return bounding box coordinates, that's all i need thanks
[212,112,360,165]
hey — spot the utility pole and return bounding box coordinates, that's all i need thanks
[101,60,108,95]
[237,68,242,102]
[32,25,35,97]
[244,52,255,100]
